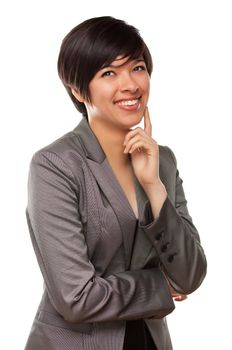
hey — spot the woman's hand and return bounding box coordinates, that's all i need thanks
[162,271,187,302]
[124,107,167,218]
[123,107,160,187]
[169,284,188,302]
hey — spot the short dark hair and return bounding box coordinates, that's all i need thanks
[57,16,153,119]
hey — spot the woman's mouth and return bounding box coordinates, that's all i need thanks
[115,97,141,111]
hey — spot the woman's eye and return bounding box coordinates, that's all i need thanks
[102,71,114,77]
[134,65,146,72]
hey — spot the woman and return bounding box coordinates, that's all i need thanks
[25,16,207,350]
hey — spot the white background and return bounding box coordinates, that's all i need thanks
[1,0,231,349]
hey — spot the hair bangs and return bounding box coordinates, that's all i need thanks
[90,24,147,71]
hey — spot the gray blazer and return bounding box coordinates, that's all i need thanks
[25,117,207,350]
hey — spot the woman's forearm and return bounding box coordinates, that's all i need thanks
[142,180,168,220]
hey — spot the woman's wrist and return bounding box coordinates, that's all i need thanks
[142,179,166,194]
[142,180,167,219]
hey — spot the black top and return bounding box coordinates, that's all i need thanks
[123,319,158,350]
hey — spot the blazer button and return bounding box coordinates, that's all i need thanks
[155,232,163,241]
[161,242,170,253]
[167,253,177,263]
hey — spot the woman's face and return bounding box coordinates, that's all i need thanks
[84,55,150,130]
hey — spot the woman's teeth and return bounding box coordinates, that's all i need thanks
[118,99,139,106]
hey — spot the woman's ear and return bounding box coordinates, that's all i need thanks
[71,88,85,103]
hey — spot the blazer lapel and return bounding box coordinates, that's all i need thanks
[73,118,138,269]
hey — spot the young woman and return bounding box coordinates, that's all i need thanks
[25,16,207,350]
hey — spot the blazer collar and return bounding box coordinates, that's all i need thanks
[73,117,147,268]
[72,117,169,269]
[73,117,106,163]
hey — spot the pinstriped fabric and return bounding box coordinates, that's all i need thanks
[84,322,125,350]
[88,156,138,269]
[25,319,84,349]
[24,117,207,350]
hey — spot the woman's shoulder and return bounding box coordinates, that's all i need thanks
[158,144,177,168]
[29,128,85,179]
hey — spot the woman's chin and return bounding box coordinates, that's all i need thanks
[126,114,144,128]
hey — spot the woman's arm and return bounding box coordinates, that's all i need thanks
[26,150,175,323]
[139,146,207,295]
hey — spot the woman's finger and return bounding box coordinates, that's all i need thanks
[123,128,149,149]
[127,140,145,154]
[123,134,142,153]
[174,295,188,302]
[144,107,152,136]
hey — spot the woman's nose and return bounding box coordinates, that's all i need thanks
[119,73,139,93]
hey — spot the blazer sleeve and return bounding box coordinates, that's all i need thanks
[139,146,207,295]
[26,150,175,323]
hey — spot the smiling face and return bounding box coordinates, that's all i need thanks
[77,56,150,130]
